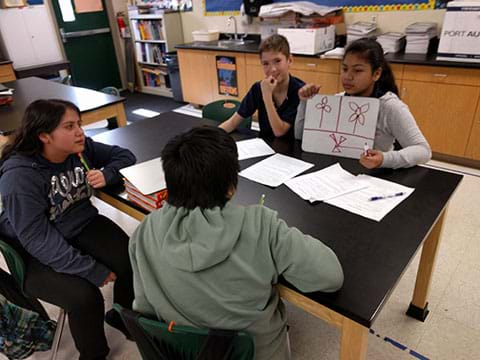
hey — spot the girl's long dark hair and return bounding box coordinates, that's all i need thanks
[1,99,81,163]
[344,38,399,96]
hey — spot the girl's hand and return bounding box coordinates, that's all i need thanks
[101,272,117,287]
[298,84,321,101]
[360,149,384,169]
[86,169,107,188]
[260,76,277,99]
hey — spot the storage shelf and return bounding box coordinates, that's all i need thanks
[138,61,167,67]
[135,39,166,44]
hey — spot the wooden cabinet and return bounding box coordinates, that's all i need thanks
[178,49,216,105]
[0,6,63,68]
[465,101,480,160]
[401,79,480,157]
[0,63,15,82]
[178,49,247,105]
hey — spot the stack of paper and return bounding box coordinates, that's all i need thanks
[236,138,275,161]
[239,154,314,187]
[377,32,406,54]
[346,22,377,44]
[0,84,13,106]
[405,22,437,54]
[284,163,368,203]
[325,174,414,222]
[321,47,345,59]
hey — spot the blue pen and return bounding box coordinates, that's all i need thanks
[369,192,405,201]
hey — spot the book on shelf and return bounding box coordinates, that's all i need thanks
[133,19,164,41]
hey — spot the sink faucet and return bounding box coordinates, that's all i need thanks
[227,16,238,40]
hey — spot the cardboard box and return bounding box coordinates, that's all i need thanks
[437,1,480,63]
[278,26,335,55]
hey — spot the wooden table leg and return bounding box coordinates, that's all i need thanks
[407,209,446,321]
[114,102,127,127]
[340,317,368,360]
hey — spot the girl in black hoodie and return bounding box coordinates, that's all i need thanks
[0,99,136,360]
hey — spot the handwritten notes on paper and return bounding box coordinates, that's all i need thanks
[236,138,275,160]
[324,175,414,222]
[302,95,379,159]
[239,154,314,187]
[285,163,368,203]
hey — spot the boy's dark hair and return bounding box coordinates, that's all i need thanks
[344,38,399,96]
[161,126,239,210]
[259,34,290,58]
[1,99,81,162]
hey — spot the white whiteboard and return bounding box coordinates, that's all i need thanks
[302,94,379,159]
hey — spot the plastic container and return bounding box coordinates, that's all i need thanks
[192,30,220,42]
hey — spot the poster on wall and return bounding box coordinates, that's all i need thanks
[204,0,445,15]
[216,56,238,96]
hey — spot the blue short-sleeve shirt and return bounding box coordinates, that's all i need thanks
[237,75,305,139]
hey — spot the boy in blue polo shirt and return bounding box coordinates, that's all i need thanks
[219,34,305,139]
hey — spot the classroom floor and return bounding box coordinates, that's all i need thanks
[2,94,480,360]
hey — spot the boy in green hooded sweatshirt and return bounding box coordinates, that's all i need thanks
[129,127,344,359]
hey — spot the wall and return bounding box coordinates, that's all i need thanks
[180,0,447,42]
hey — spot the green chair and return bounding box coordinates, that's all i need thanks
[113,303,255,360]
[0,239,66,360]
[100,86,121,129]
[202,100,252,130]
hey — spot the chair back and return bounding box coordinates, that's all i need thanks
[0,239,26,292]
[100,86,121,96]
[202,100,252,129]
[113,303,255,360]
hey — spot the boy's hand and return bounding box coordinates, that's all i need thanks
[101,272,117,287]
[260,76,277,99]
[359,149,383,169]
[299,84,321,101]
[86,169,107,188]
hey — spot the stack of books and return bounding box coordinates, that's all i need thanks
[376,32,406,54]
[124,180,167,212]
[405,22,437,54]
[346,22,377,44]
[0,84,13,106]
[120,157,168,212]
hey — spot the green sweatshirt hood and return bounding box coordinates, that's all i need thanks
[152,202,245,272]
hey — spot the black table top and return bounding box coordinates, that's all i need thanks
[94,111,463,327]
[0,77,124,135]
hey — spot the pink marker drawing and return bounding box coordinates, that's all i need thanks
[315,96,332,128]
[348,101,370,134]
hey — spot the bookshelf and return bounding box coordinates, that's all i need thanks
[129,11,184,97]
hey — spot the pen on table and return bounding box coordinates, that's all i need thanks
[259,194,265,206]
[78,153,91,172]
[369,192,406,201]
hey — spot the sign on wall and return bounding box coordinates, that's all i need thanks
[204,0,451,15]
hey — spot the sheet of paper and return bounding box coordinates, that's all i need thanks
[325,175,414,222]
[285,163,368,203]
[132,108,160,118]
[239,154,314,187]
[236,138,275,160]
[119,157,166,195]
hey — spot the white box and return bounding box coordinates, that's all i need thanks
[278,26,335,55]
[192,30,220,42]
[437,1,480,63]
